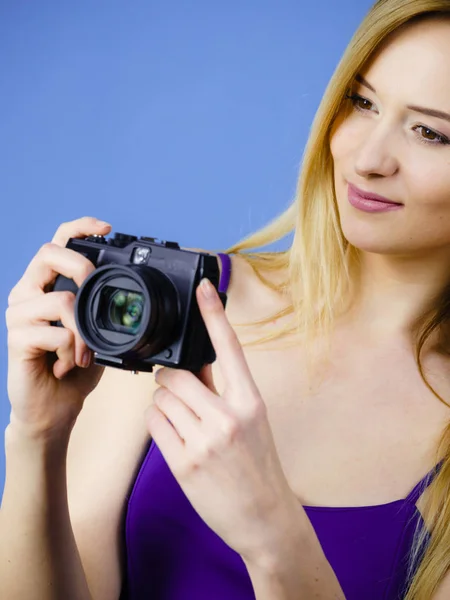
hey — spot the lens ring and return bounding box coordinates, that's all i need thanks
[75,263,178,358]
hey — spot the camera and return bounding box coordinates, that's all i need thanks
[52,232,227,373]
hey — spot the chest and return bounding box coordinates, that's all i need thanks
[213,330,450,508]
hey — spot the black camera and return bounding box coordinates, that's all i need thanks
[52,232,227,373]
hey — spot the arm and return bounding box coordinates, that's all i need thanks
[0,363,157,600]
[0,233,222,600]
[0,426,93,600]
[242,505,346,600]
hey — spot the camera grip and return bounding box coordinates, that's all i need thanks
[50,275,79,327]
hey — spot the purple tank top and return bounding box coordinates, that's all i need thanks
[121,253,443,600]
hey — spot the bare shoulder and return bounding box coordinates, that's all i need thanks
[66,245,266,600]
[194,248,289,325]
[181,247,272,323]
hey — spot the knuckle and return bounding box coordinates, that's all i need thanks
[7,327,29,353]
[7,280,33,309]
[7,328,19,349]
[84,216,99,224]
[175,458,195,480]
[7,285,19,307]
[58,290,76,311]
[63,218,92,234]
[243,397,266,423]
[61,326,75,348]
[196,440,215,463]
[77,260,94,282]
[57,216,93,237]
[40,241,56,257]
[52,222,70,246]
[4,305,14,328]
[75,216,99,232]
[219,415,239,441]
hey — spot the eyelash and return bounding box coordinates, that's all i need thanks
[344,93,450,147]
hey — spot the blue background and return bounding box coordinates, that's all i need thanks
[0,0,373,491]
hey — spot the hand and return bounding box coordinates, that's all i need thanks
[145,277,300,564]
[5,216,111,441]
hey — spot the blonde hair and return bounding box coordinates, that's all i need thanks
[220,2,450,598]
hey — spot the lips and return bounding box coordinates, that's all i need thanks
[347,183,402,205]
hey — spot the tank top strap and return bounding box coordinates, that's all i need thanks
[217,253,232,294]
[405,459,445,505]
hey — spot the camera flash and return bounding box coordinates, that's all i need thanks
[133,247,151,264]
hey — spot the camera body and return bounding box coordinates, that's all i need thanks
[52,232,227,373]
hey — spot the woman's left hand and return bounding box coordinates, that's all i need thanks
[145,277,302,565]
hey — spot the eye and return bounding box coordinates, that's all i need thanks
[344,93,450,147]
[415,126,449,146]
[345,93,375,112]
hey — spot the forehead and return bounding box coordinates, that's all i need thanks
[360,18,450,99]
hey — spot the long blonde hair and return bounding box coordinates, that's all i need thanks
[220,2,450,598]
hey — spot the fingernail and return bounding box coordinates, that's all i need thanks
[81,350,91,368]
[200,278,214,300]
[96,220,111,228]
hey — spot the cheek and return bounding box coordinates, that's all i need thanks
[329,118,357,164]
[403,161,450,213]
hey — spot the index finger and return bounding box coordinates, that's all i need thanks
[51,216,111,247]
[196,278,256,393]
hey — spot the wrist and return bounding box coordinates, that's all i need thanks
[5,420,72,460]
[241,498,310,573]
[3,425,71,513]
[242,504,346,600]
[7,412,74,447]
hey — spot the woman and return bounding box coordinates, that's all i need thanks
[3,1,450,598]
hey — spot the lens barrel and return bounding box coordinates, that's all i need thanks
[75,264,179,359]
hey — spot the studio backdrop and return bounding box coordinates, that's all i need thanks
[0,0,373,491]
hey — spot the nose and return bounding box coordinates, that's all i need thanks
[354,121,399,179]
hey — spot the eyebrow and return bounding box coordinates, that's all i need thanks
[355,74,450,124]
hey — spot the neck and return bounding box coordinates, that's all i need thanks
[340,249,450,344]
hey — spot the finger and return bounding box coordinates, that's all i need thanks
[9,244,97,306]
[6,291,90,368]
[8,325,76,379]
[153,386,201,440]
[145,403,185,461]
[196,363,219,395]
[155,367,221,422]
[196,279,256,393]
[27,244,97,290]
[8,218,111,307]
[51,216,111,247]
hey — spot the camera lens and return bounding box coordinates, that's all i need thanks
[75,264,179,361]
[105,288,144,333]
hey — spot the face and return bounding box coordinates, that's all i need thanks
[330,17,450,258]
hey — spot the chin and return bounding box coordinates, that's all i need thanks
[340,221,406,256]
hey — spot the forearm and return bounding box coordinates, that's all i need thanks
[0,425,93,600]
[243,504,346,600]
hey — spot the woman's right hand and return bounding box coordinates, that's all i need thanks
[5,216,113,442]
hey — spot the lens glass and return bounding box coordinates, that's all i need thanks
[99,286,145,334]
